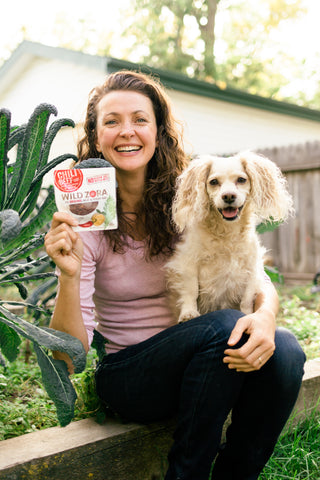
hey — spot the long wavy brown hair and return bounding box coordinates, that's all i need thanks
[77,70,189,257]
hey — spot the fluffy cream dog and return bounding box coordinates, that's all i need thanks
[165,151,293,323]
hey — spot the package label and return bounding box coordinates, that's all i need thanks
[54,168,118,231]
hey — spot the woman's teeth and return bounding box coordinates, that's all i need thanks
[115,146,141,152]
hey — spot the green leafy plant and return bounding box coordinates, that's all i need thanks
[277,286,320,359]
[264,265,284,284]
[0,342,59,441]
[0,104,87,426]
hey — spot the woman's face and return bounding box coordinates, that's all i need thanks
[95,90,158,177]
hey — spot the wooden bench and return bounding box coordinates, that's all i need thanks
[1,359,320,480]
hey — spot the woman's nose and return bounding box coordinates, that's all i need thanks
[120,122,135,137]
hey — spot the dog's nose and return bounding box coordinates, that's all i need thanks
[222,193,236,204]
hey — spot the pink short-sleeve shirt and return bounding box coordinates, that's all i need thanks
[79,232,177,353]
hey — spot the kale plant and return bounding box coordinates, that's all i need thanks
[0,104,86,426]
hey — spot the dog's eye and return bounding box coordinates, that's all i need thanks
[209,178,219,186]
[237,177,247,184]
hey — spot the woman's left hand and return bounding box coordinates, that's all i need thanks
[223,309,276,372]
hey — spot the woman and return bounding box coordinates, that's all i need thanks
[45,70,305,480]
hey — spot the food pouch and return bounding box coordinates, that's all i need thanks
[53,167,117,231]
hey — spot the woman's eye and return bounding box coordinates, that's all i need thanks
[237,177,247,184]
[105,119,117,125]
[136,117,147,123]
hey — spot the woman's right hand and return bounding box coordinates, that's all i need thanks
[45,212,84,278]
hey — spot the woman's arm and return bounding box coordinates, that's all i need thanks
[50,274,89,350]
[45,212,89,372]
[223,280,278,372]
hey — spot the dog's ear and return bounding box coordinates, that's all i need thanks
[241,151,294,222]
[172,157,212,231]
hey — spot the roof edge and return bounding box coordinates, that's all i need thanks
[0,40,108,75]
[106,57,320,122]
[1,41,320,123]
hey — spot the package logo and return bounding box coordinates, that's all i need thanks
[54,170,84,192]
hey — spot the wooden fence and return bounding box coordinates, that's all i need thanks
[258,141,320,283]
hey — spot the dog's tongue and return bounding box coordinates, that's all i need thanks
[222,207,238,219]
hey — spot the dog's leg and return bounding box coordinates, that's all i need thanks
[240,282,256,314]
[177,275,200,323]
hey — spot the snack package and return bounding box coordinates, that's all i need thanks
[53,167,117,231]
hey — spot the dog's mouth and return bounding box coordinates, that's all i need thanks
[219,206,243,221]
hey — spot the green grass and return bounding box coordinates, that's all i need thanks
[260,411,320,479]
[208,410,320,480]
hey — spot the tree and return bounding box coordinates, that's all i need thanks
[123,0,221,78]
[214,0,307,99]
[2,1,317,109]
[124,0,306,99]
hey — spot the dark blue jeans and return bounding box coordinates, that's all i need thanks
[95,310,305,480]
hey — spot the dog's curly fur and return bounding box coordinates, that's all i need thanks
[165,151,294,323]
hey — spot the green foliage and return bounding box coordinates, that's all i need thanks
[91,328,108,362]
[256,218,285,283]
[0,103,87,427]
[256,218,283,234]
[73,365,106,424]
[0,347,59,441]
[213,0,306,98]
[0,340,104,440]
[123,0,313,106]
[125,0,220,78]
[277,285,320,359]
[264,265,284,284]
[0,105,77,251]
[0,321,21,362]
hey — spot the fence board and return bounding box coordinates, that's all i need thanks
[258,142,320,282]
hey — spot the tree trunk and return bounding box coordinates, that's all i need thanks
[200,0,219,78]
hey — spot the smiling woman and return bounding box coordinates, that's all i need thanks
[75,69,186,252]
[44,70,306,480]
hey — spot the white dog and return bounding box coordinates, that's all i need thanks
[165,151,294,323]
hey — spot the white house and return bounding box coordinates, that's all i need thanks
[1,40,320,159]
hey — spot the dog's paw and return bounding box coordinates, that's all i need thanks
[240,301,254,315]
[178,310,200,323]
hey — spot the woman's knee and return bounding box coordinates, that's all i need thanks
[272,327,306,385]
[275,327,306,365]
[195,309,245,345]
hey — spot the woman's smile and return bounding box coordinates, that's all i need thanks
[114,144,142,153]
